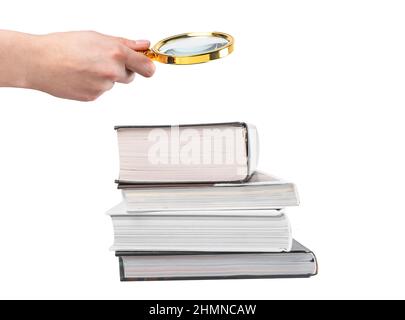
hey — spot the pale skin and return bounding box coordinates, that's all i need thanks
[0,30,156,101]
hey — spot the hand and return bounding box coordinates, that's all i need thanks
[0,30,156,101]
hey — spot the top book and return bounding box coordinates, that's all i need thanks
[116,122,259,184]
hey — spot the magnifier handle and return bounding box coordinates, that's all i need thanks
[138,49,157,60]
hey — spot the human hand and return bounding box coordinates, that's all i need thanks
[0,30,156,101]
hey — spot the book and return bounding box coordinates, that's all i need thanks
[108,121,318,281]
[116,240,317,281]
[107,202,292,252]
[115,122,259,184]
[119,172,299,212]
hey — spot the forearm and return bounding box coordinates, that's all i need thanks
[0,30,38,88]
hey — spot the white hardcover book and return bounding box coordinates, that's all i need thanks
[120,172,299,212]
[116,122,259,183]
[107,202,293,253]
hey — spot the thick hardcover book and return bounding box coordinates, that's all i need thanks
[108,202,292,252]
[115,122,259,184]
[118,172,299,212]
[116,240,317,281]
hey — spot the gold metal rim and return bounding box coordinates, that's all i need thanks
[151,32,234,65]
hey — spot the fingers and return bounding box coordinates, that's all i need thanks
[124,47,156,78]
[110,36,155,79]
[116,37,151,51]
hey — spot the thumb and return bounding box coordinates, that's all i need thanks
[116,37,151,51]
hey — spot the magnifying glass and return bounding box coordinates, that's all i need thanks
[140,32,234,65]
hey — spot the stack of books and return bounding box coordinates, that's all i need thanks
[107,122,317,281]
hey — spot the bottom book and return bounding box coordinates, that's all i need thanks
[116,240,317,281]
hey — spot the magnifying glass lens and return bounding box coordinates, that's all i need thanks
[144,32,234,64]
[158,36,229,56]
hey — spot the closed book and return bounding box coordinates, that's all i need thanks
[107,202,292,253]
[116,240,317,281]
[116,122,259,184]
[119,172,299,212]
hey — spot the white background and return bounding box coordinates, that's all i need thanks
[0,1,404,299]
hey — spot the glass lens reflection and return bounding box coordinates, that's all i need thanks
[158,36,229,56]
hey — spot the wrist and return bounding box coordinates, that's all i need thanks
[0,31,41,89]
